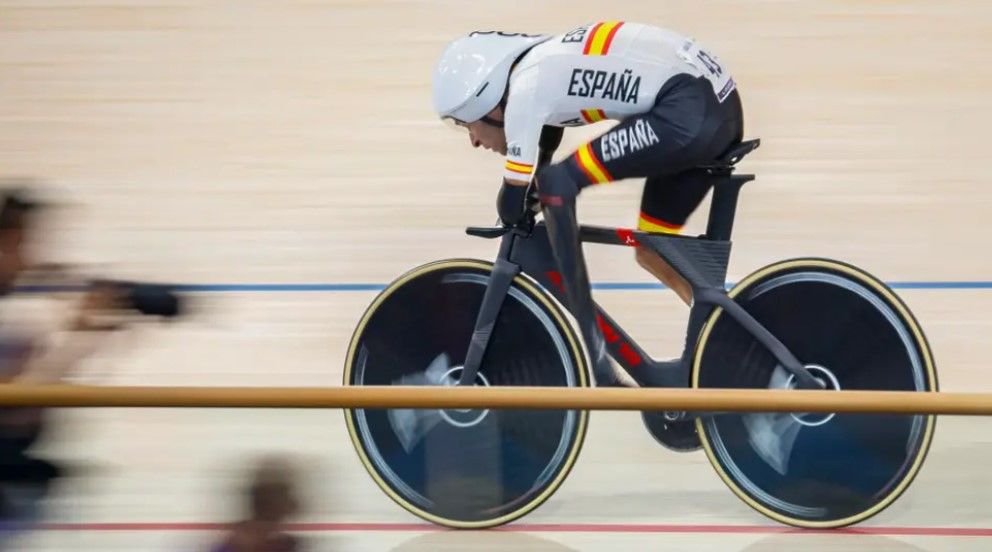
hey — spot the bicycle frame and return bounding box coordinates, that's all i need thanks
[457,169,822,400]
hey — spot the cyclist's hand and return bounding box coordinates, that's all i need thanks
[497,179,535,226]
[524,182,541,215]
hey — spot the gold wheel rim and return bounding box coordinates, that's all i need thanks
[343,259,592,528]
[691,258,937,528]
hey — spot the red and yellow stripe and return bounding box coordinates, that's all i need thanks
[574,143,612,185]
[637,212,683,234]
[505,160,534,176]
[580,109,607,123]
[583,21,624,56]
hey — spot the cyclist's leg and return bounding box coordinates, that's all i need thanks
[617,79,742,304]
[536,75,742,386]
[634,169,715,305]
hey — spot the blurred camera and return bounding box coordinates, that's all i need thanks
[89,279,185,318]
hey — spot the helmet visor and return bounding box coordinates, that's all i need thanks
[441,116,470,133]
[441,114,504,132]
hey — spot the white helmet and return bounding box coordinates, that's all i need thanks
[432,31,551,124]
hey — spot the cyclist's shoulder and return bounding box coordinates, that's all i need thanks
[548,20,667,47]
[514,20,676,72]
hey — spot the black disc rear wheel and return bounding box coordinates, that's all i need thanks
[344,259,591,528]
[692,258,937,528]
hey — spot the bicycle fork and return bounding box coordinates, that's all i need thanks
[456,212,624,388]
[457,234,519,387]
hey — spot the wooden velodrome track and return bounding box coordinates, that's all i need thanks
[3,1,992,550]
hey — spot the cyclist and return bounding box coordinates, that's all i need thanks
[432,22,743,385]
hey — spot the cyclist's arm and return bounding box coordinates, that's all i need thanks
[536,125,564,167]
[498,124,563,226]
[498,94,549,225]
[501,62,552,186]
[504,125,564,188]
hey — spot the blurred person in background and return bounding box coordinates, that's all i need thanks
[0,186,185,532]
[209,455,303,552]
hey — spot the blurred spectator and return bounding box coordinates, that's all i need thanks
[209,455,304,552]
[0,188,117,527]
[0,186,183,531]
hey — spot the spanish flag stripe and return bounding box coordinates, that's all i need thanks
[601,22,624,54]
[585,144,612,181]
[582,23,604,55]
[638,212,683,233]
[576,144,611,184]
[574,148,601,184]
[587,24,611,55]
[584,21,623,56]
[580,109,605,123]
[638,217,682,234]
[505,160,533,174]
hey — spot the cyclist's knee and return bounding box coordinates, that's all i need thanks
[536,143,616,206]
[535,162,580,205]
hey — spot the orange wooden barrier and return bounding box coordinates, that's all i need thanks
[0,384,989,415]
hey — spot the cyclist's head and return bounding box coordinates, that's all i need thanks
[461,109,507,154]
[432,31,549,127]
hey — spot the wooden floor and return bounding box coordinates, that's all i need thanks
[2,1,992,550]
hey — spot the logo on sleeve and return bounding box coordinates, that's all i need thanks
[566,68,641,104]
[561,25,590,44]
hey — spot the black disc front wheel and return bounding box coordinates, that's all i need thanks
[344,259,591,528]
[692,258,937,528]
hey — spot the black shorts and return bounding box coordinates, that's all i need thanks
[563,73,744,234]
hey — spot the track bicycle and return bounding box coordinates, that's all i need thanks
[343,138,937,529]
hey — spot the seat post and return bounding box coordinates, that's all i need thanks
[705,172,754,241]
